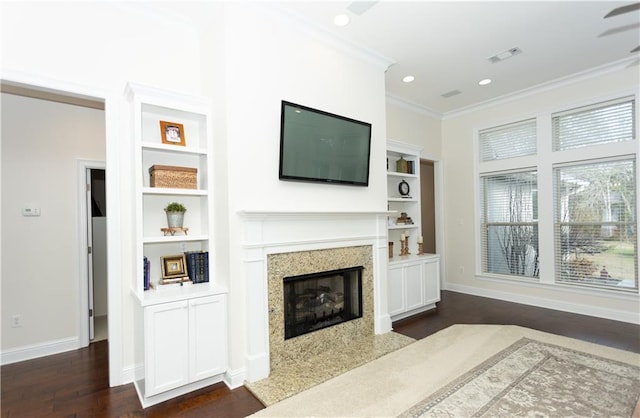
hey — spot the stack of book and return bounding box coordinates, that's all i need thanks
[143,256,150,290]
[184,251,209,283]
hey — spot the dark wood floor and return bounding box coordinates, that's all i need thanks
[2,291,638,417]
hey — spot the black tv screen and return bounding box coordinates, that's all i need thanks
[279,101,372,187]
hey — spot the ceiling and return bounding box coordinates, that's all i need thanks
[278,1,640,116]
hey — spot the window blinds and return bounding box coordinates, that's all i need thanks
[552,96,635,151]
[553,158,637,290]
[479,119,536,162]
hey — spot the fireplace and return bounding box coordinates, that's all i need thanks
[240,210,393,384]
[283,266,363,339]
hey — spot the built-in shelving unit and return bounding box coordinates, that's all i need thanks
[386,140,440,321]
[387,140,423,259]
[126,83,227,407]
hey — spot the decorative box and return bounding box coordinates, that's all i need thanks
[149,165,197,189]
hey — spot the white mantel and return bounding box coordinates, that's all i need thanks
[239,211,393,382]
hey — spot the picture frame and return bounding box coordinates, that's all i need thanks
[161,254,188,279]
[160,120,186,146]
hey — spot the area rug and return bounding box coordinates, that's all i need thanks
[399,337,640,417]
[250,324,640,417]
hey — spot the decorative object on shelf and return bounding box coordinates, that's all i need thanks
[417,235,424,255]
[164,202,186,228]
[400,233,410,256]
[398,180,411,197]
[184,251,209,283]
[396,212,414,225]
[396,156,408,173]
[149,165,197,189]
[160,120,186,146]
[160,254,190,284]
[161,227,189,236]
[388,241,394,259]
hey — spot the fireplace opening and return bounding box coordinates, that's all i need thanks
[283,266,363,340]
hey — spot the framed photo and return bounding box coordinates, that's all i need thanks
[161,254,187,279]
[160,120,186,146]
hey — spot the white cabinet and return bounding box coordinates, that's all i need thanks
[386,139,441,322]
[142,294,227,400]
[144,301,190,396]
[388,255,440,321]
[127,83,228,407]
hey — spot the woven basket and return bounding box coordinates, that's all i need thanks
[149,165,197,189]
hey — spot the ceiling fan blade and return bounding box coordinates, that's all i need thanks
[631,46,640,53]
[604,2,640,18]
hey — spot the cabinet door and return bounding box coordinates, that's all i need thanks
[189,295,227,381]
[145,301,189,396]
[387,266,405,317]
[404,263,424,311]
[423,259,441,305]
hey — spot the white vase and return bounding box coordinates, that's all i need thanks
[166,211,185,228]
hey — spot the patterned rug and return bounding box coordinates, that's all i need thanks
[399,337,640,417]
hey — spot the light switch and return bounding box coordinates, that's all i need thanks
[22,207,41,217]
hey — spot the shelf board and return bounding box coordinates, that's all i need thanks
[143,187,208,196]
[388,197,418,202]
[142,141,208,155]
[132,282,227,307]
[388,224,419,230]
[143,234,209,244]
[387,171,418,178]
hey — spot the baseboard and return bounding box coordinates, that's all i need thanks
[445,283,640,324]
[224,366,246,389]
[1,337,79,365]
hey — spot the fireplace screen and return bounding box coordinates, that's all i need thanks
[283,266,363,340]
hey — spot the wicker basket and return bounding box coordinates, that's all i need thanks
[149,165,197,189]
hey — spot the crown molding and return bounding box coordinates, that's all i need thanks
[442,56,639,120]
[385,93,442,119]
[271,5,396,72]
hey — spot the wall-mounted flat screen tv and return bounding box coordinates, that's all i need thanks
[279,100,372,187]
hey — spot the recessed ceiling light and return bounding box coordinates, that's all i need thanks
[479,79,492,86]
[402,75,415,83]
[333,14,350,27]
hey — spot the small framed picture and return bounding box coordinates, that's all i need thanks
[160,121,186,146]
[161,254,187,279]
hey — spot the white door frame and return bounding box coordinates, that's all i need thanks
[78,161,105,346]
[2,71,123,387]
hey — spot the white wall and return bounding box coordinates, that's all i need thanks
[1,1,392,385]
[1,93,105,349]
[441,66,640,322]
[386,100,442,160]
[1,1,204,382]
[211,3,391,377]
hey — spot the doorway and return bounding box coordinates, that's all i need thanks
[87,168,107,342]
[420,159,436,253]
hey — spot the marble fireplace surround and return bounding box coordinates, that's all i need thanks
[240,211,393,383]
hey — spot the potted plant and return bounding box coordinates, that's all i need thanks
[164,202,186,228]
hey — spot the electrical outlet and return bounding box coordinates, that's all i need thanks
[11,315,21,328]
[459,266,465,274]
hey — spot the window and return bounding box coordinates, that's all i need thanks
[554,159,637,290]
[552,96,635,151]
[478,95,637,292]
[480,119,536,162]
[481,171,539,278]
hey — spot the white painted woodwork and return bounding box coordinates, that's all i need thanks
[388,255,441,321]
[144,301,190,396]
[127,83,228,407]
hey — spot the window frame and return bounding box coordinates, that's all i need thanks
[474,92,639,295]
